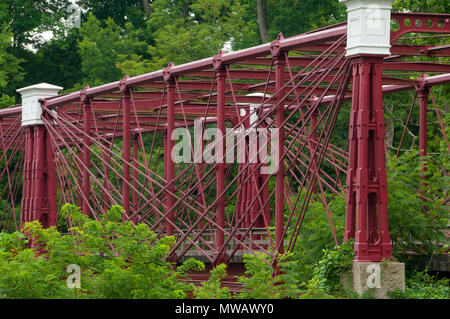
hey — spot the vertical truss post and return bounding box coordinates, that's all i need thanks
[271,38,286,256]
[21,127,33,227]
[31,125,44,226]
[341,0,394,262]
[417,82,429,180]
[164,64,175,236]
[81,88,91,216]
[344,65,359,241]
[120,78,131,220]
[17,83,62,228]
[310,103,318,195]
[132,133,139,222]
[44,111,58,227]
[346,57,393,261]
[77,147,83,208]
[213,53,226,257]
[195,121,204,229]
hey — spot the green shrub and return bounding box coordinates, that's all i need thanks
[288,192,346,285]
[238,252,301,299]
[306,240,354,294]
[0,204,204,299]
[194,264,231,299]
[389,270,450,299]
[387,151,448,265]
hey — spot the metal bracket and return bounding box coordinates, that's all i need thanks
[80,85,90,103]
[270,32,285,58]
[119,75,130,93]
[163,62,175,82]
[212,50,226,71]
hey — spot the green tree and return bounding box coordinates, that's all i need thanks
[254,0,346,41]
[146,0,258,70]
[386,151,448,267]
[393,0,449,12]
[78,13,149,86]
[79,0,151,29]
[0,24,23,104]
[18,29,83,93]
[0,0,71,48]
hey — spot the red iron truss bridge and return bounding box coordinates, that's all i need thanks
[0,11,449,270]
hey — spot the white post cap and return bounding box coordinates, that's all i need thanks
[246,93,272,127]
[340,0,394,56]
[17,83,63,126]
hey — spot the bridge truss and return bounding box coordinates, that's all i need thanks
[0,12,449,267]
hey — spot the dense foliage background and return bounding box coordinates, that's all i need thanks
[0,0,448,299]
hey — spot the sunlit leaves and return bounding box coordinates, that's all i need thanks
[0,204,202,298]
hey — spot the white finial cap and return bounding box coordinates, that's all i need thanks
[340,0,394,56]
[17,83,63,126]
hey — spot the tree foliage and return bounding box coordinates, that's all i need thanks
[0,24,23,102]
[237,252,300,299]
[263,0,346,39]
[146,0,258,70]
[78,0,150,29]
[0,204,202,299]
[193,264,231,299]
[0,0,72,48]
[389,270,450,299]
[78,13,149,86]
[386,151,448,266]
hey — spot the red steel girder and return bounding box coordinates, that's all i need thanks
[43,25,346,108]
[391,12,450,42]
[241,56,450,73]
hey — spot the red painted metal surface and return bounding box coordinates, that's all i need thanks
[345,57,392,262]
[165,74,175,236]
[21,123,57,228]
[81,89,91,216]
[0,12,447,267]
[391,12,450,42]
[418,84,429,179]
[274,50,285,256]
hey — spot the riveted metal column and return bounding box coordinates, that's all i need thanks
[32,125,45,225]
[272,38,286,256]
[371,58,392,261]
[30,117,57,228]
[214,54,226,254]
[120,78,131,221]
[354,59,370,261]
[344,64,359,241]
[77,147,83,208]
[81,89,91,216]
[21,127,33,227]
[164,64,176,236]
[310,105,318,195]
[132,133,139,222]
[44,111,57,227]
[347,56,393,262]
[417,84,429,180]
[341,0,394,262]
